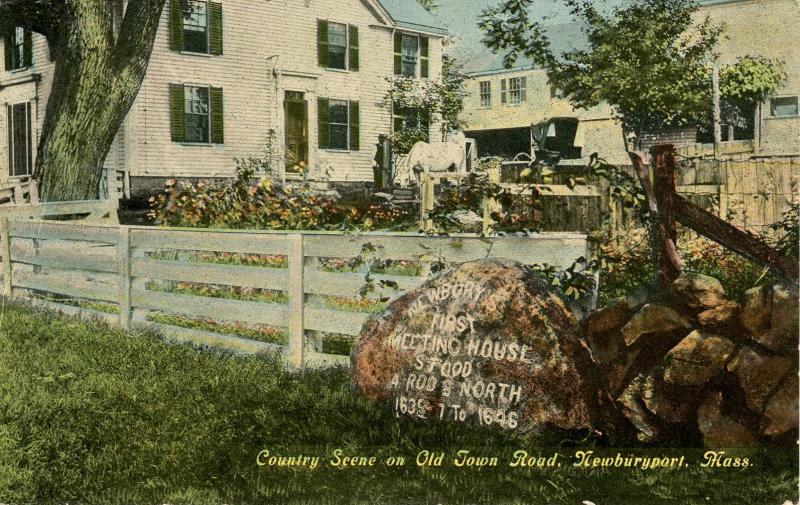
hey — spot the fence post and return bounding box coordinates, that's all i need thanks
[286,234,305,372]
[419,175,435,233]
[651,145,682,287]
[118,226,132,330]
[482,165,501,236]
[0,218,11,299]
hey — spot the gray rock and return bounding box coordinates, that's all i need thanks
[727,347,792,413]
[449,210,483,230]
[761,373,799,437]
[583,300,634,364]
[697,301,740,328]
[697,390,758,448]
[663,331,735,386]
[671,272,727,310]
[352,259,603,436]
[740,285,772,337]
[621,304,692,347]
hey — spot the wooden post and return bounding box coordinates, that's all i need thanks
[651,145,683,287]
[286,234,305,372]
[118,226,132,330]
[1,218,12,299]
[482,165,501,236]
[13,184,24,204]
[419,175,434,233]
[675,195,798,283]
[28,180,39,204]
[713,67,722,157]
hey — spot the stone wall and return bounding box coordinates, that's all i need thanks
[584,273,798,447]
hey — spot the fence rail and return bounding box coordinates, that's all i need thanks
[0,220,592,370]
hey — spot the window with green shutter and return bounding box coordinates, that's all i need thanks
[169,84,186,142]
[395,32,426,78]
[210,87,224,143]
[420,36,429,78]
[170,0,222,55]
[318,98,330,149]
[349,101,360,151]
[318,98,359,151]
[5,27,31,71]
[169,84,223,144]
[318,20,358,71]
[393,32,402,75]
[209,2,223,55]
[348,25,359,71]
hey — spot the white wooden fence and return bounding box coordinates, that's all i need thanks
[0,220,591,370]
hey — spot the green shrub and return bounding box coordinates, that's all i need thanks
[150,162,345,230]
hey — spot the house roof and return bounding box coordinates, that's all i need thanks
[377,0,449,36]
[454,22,587,75]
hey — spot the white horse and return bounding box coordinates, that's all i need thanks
[394,140,467,187]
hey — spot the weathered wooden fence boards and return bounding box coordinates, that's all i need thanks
[0,220,591,370]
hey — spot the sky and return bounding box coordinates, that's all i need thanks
[424,0,625,73]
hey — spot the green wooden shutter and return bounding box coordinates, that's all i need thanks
[4,30,11,71]
[420,36,429,78]
[6,105,11,173]
[520,77,527,102]
[500,79,507,104]
[349,101,360,151]
[318,98,330,149]
[210,87,224,144]
[393,32,402,75]
[169,83,186,142]
[209,2,223,55]
[22,30,32,67]
[317,20,329,67]
[169,0,183,51]
[348,25,359,71]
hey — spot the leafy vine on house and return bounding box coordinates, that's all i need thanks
[386,54,469,154]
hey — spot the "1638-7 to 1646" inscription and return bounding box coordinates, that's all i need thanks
[384,281,529,430]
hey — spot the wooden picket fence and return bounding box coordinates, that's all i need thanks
[0,220,592,370]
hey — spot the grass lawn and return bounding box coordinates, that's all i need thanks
[0,303,796,505]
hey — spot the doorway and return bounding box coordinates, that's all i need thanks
[284,91,308,173]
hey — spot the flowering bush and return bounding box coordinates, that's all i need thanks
[150,160,345,230]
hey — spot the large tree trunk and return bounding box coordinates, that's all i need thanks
[31,0,165,201]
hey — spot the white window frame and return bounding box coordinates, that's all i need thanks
[400,33,420,78]
[509,77,526,105]
[479,81,492,108]
[182,0,210,55]
[325,21,349,71]
[769,95,799,118]
[327,98,351,151]
[183,84,212,144]
[9,26,27,71]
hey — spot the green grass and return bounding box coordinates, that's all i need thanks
[0,304,796,505]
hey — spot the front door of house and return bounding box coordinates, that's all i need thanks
[285,91,308,173]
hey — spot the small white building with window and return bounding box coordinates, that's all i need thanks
[0,0,447,197]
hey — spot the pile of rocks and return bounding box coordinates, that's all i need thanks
[584,272,798,447]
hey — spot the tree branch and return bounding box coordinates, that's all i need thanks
[0,0,66,41]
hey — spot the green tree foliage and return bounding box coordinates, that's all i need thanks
[479,0,785,140]
[416,0,437,12]
[386,55,468,154]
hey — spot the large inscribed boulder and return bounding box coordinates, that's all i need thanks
[351,260,606,436]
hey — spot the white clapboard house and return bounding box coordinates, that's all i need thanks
[0,0,447,198]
